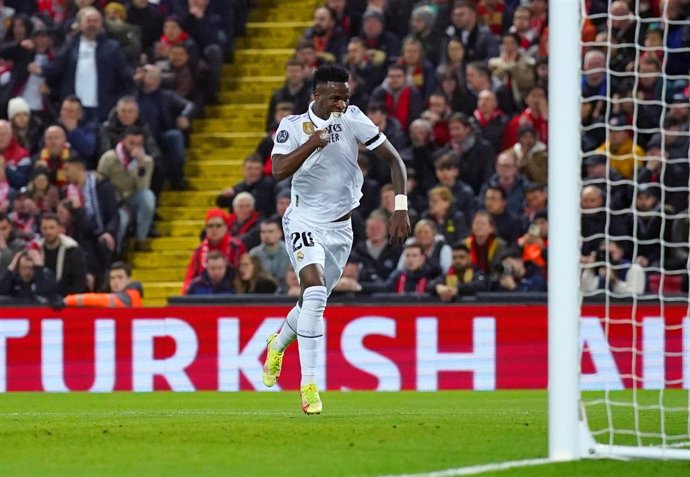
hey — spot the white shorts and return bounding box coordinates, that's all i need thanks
[282,205,353,295]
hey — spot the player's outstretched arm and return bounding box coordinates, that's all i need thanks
[372,139,411,244]
[272,129,329,180]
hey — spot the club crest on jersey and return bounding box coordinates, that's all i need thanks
[302,122,315,135]
[276,130,289,143]
[296,250,304,262]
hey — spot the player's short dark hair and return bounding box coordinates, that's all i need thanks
[40,212,60,225]
[452,242,470,253]
[313,64,349,89]
[124,125,145,137]
[110,261,132,276]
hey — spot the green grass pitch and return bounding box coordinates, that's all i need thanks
[0,391,687,476]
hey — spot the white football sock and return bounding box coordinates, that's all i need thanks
[273,303,299,352]
[297,286,327,387]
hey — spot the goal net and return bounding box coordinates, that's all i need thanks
[573,0,690,459]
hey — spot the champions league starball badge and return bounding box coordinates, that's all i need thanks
[276,130,289,143]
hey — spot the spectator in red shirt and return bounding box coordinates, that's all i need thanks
[503,84,549,148]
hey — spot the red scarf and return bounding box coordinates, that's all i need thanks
[160,31,190,46]
[466,234,499,273]
[473,109,503,128]
[384,88,413,131]
[396,273,428,294]
[37,0,68,23]
[37,146,70,187]
[198,233,244,272]
[227,210,259,237]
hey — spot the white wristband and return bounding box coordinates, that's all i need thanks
[394,194,408,211]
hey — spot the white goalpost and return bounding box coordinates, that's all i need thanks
[549,0,690,461]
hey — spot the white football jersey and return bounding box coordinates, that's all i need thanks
[271,102,386,223]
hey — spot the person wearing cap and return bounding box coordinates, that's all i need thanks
[408,5,444,66]
[594,113,645,179]
[0,22,55,120]
[359,8,402,66]
[7,97,43,155]
[103,1,142,66]
[667,87,689,129]
[182,207,246,293]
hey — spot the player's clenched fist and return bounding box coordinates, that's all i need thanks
[309,128,330,149]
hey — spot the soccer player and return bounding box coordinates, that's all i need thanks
[262,65,411,414]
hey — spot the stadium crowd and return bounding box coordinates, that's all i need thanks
[0,0,246,305]
[0,0,688,305]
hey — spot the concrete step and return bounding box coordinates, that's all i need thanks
[222,63,286,77]
[157,220,205,237]
[195,117,267,133]
[204,103,267,119]
[187,148,255,161]
[157,206,218,221]
[188,177,237,191]
[148,236,201,252]
[234,48,295,63]
[245,21,311,36]
[236,35,303,49]
[219,90,273,104]
[143,298,167,307]
[190,132,266,149]
[159,190,217,207]
[131,251,194,268]
[186,160,243,175]
[219,75,284,92]
[144,282,184,300]
[250,9,318,22]
[133,268,187,282]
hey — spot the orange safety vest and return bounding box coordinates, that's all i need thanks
[64,288,142,308]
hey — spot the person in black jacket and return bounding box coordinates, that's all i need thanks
[186,251,235,295]
[38,212,87,296]
[216,154,276,217]
[265,58,311,130]
[62,156,119,288]
[352,211,402,285]
[363,242,439,295]
[135,64,194,192]
[0,249,59,304]
[39,7,134,123]
[433,242,489,301]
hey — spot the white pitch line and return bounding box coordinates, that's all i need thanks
[379,458,553,477]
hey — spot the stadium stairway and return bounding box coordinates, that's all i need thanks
[130,0,320,306]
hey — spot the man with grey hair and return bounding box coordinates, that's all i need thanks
[39,6,133,122]
[227,191,261,250]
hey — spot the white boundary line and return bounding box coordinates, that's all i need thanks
[378,458,553,477]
